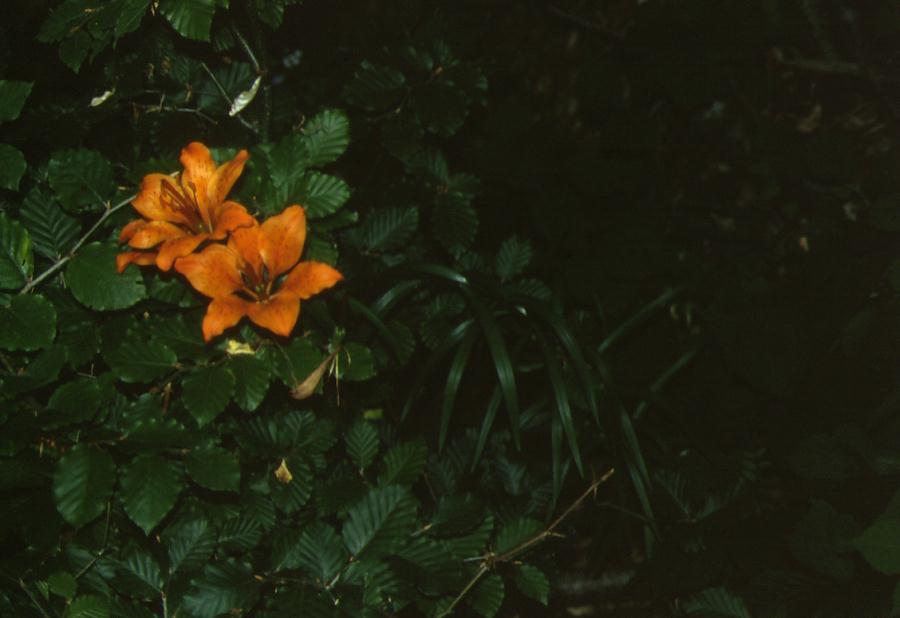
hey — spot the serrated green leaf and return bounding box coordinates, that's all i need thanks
[514,564,549,605]
[790,499,859,580]
[48,571,77,599]
[470,572,504,618]
[0,294,56,351]
[122,549,163,591]
[270,457,313,513]
[339,342,375,381]
[105,339,176,383]
[1,344,66,394]
[346,420,379,472]
[58,29,91,72]
[120,454,182,534]
[296,172,350,218]
[182,365,235,426]
[682,587,751,618]
[0,81,33,122]
[20,188,80,258]
[0,144,26,190]
[853,517,900,574]
[412,81,468,137]
[343,485,418,559]
[67,243,146,310]
[46,376,100,425]
[159,0,218,41]
[229,355,270,411]
[303,108,350,167]
[37,0,88,42]
[380,439,427,486]
[433,200,478,252]
[305,233,339,265]
[408,148,449,183]
[272,337,324,386]
[165,518,215,574]
[68,594,110,618]
[295,521,345,582]
[354,206,418,252]
[495,518,542,555]
[47,149,114,212]
[429,494,485,538]
[218,517,263,552]
[186,446,240,491]
[115,0,150,38]
[52,444,116,528]
[344,60,406,111]
[268,134,308,190]
[181,560,259,618]
[0,212,33,289]
[144,318,205,365]
[496,236,532,281]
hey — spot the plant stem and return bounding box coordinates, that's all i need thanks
[438,468,615,617]
[18,193,135,295]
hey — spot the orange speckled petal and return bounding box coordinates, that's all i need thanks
[258,205,306,278]
[132,173,192,225]
[211,200,256,239]
[180,142,216,223]
[119,219,147,243]
[116,251,158,273]
[127,220,187,249]
[202,295,249,341]
[246,295,301,337]
[280,261,343,300]
[227,224,264,280]
[174,243,244,298]
[209,149,249,208]
[156,233,209,271]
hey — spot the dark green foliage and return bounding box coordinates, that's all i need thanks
[4,0,900,616]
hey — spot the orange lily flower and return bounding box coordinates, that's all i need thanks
[174,205,343,341]
[116,142,256,272]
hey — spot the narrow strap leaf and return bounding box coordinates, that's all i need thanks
[440,325,478,450]
[536,330,583,476]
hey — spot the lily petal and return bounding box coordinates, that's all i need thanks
[209,150,250,208]
[174,244,244,298]
[211,200,256,239]
[280,260,344,300]
[119,219,147,243]
[203,296,249,341]
[258,205,306,278]
[128,220,187,249]
[228,225,264,282]
[180,142,216,224]
[132,173,192,225]
[116,251,158,273]
[246,295,301,337]
[156,233,209,271]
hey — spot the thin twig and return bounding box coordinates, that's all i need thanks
[74,500,112,580]
[771,53,893,81]
[18,193,135,295]
[438,468,615,617]
[232,26,261,74]
[17,578,53,618]
[201,62,256,132]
